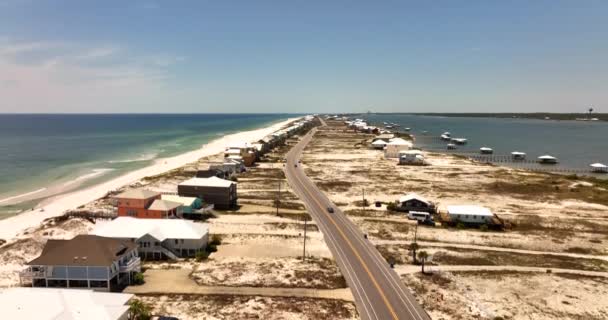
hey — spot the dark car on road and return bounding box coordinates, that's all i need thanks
[327,207,334,213]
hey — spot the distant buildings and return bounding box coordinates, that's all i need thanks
[1,287,133,320]
[92,217,209,259]
[384,138,413,158]
[20,235,140,291]
[178,176,237,210]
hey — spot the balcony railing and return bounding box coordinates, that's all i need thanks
[119,256,141,272]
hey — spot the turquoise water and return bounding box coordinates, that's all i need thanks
[0,114,295,217]
[364,114,608,173]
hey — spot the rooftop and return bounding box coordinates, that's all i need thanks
[161,194,199,206]
[92,217,208,241]
[28,235,136,266]
[114,189,160,200]
[179,176,235,188]
[148,199,182,211]
[0,288,133,320]
[399,193,430,205]
[446,205,493,217]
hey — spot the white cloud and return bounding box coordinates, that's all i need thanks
[0,38,183,112]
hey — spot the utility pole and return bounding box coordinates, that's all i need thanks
[362,187,366,215]
[302,216,308,261]
[276,180,281,216]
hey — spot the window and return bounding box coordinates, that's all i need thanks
[175,239,179,245]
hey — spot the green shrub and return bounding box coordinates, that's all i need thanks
[456,222,466,229]
[207,243,218,253]
[230,176,238,182]
[210,234,222,246]
[195,250,209,262]
[132,272,145,285]
[386,202,397,212]
[129,300,151,320]
[479,224,489,232]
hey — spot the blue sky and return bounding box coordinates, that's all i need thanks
[0,1,606,113]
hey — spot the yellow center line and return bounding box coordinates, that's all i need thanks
[289,137,400,320]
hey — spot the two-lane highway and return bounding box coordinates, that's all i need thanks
[284,121,430,320]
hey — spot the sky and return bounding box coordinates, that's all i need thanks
[0,1,606,114]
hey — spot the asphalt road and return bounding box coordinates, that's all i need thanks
[283,120,431,320]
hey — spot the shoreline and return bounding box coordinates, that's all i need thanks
[0,117,299,240]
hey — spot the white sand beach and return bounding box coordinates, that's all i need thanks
[0,117,299,241]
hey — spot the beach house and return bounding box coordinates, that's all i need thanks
[384,138,413,158]
[1,288,133,320]
[161,194,202,214]
[178,176,237,209]
[20,235,140,291]
[446,205,494,225]
[92,217,209,259]
[225,142,256,166]
[397,193,435,213]
[114,189,161,218]
[146,199,183,219]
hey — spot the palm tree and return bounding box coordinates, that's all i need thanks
[418,251,429,274]
[129,299,151,320]
[409,242,419,264]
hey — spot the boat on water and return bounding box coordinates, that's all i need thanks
[511,151,526,160]
[538,155,558,164]
[480,147,493,155]
[590,163,608,173]
[440,134,451,141]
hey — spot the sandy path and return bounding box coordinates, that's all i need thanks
[0,118,298,241]
[374,239,608,261]
[125,269,354,301]
[395,264,608,277]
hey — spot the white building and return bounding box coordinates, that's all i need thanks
[92,217,209,259]
[384,138,413,158]
[371,139,387,150]
[446,205,494,224]
[399,150,425,165]
[0,288,133,320]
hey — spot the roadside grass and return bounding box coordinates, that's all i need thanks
[426,246,608,272]
[486,177,608,206]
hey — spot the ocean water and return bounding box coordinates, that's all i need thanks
[363,114,608,172]
[0,114,294,217]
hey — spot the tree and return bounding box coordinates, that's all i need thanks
[132,272,145,285]
[418,251,429,274]
[129,299,151,320]
[409,242,419,264]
